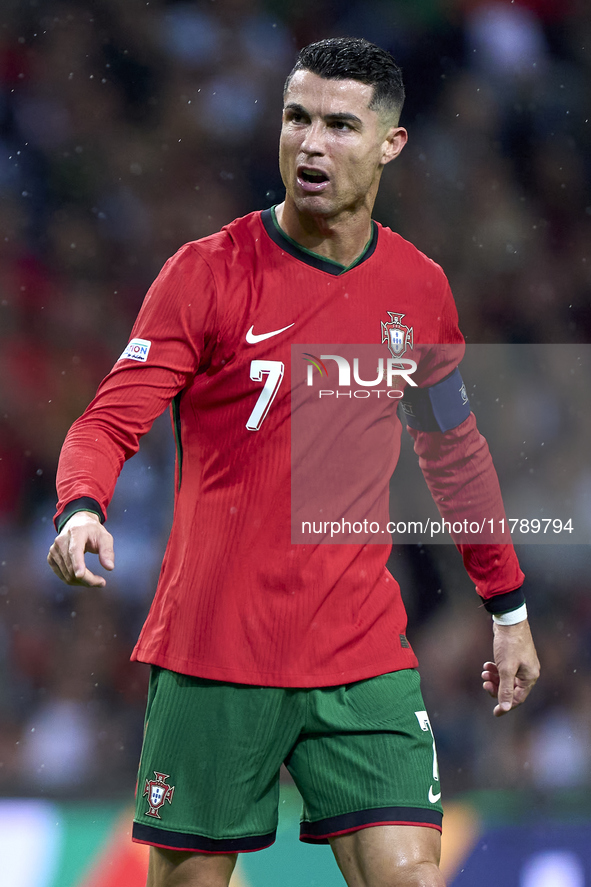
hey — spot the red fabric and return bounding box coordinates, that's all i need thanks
[409,415,524,597]
[55,210,523,686]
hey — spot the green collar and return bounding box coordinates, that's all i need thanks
[260,206,378,276]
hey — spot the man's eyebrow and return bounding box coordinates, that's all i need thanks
[284,102,308,114]
[325,112,363,126]
[283,104,363,126]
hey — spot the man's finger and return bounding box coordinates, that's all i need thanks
[98,536,115,571]
[47,549,68,583]
[48,543,106,587]
[481,662,498,682]
[481,661,499,698]
[48,539,77,583]
[73,567,107,588]
[67,522,113,579]
[495,667,515,715]
[69,532,92,580]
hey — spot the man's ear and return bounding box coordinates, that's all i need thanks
[381,126,408,166]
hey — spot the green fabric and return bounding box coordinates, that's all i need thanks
[270,206,375,272]
[134,667,442,844]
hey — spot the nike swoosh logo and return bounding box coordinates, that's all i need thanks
[428,786,441,804]
[246,323,295,344]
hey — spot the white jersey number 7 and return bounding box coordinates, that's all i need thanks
[246,360,285,431]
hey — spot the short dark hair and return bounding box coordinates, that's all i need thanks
[284,37,405,123]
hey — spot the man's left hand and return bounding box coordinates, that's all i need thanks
[481,619,540,717]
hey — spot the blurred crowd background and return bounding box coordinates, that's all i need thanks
[0,0,590,802]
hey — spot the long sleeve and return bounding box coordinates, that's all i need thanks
[408,413,525,607]
[54,242,218,529]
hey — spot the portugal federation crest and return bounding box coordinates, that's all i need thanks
[381,312,413,358]
[143,771,175,819]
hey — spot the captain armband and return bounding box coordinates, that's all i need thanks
[399,366,471,432]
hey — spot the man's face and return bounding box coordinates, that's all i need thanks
[279,69,406,220]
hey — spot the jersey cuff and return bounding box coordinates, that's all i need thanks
[480,585,526,615]
[55,497,105,533]
[400,366,471,433]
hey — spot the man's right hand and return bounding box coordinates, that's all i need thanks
[47,511,115,587]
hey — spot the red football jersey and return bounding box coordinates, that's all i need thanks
[55,209,523,686]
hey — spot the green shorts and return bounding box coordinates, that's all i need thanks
[132,667,443,853]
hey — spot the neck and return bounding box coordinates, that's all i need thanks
[275,201,374,268]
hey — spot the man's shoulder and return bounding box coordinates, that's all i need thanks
[375,222,447,281]
[181,210,264,263]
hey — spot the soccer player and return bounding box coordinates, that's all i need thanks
[48,38,539,887]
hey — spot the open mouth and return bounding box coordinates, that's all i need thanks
[297,166,330,192]
[299,168,329,184]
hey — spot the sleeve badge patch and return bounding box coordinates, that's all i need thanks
[119,338,152,362]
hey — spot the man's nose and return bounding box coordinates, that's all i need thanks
[301,121,326,155]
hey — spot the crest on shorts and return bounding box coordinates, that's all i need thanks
[143,771,175,819]
[381,312,413,358]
